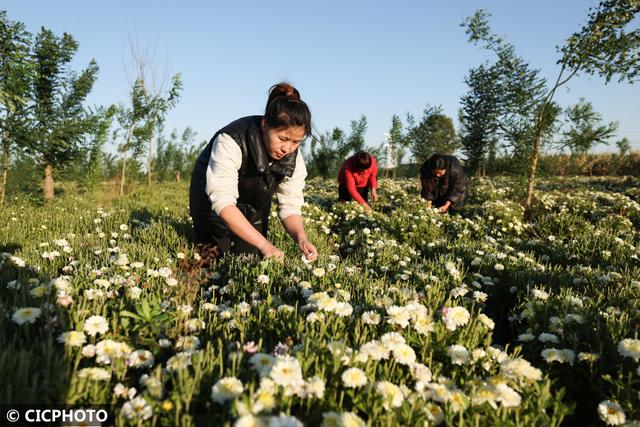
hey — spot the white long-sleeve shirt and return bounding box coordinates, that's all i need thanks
[205,133,307,221]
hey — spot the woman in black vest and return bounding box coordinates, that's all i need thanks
[419,154,468,213]
[189,83,317,261]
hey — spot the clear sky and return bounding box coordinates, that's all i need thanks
[4,0,639,155]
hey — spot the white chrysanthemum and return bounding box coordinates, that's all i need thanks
[95,339,132,365]
[477,313,495,329]
[411,316,434,335]
[617,338,640,362]
[312,268,326,278]
[517,333,535,342]
[472,383,498,409]
[500,358,542,382]
[51,277,72,293]
[424,402,444,425]
[234,414,265,427]
[126,350,155,368]
[321,412,341,427]
[598,400,626,425]
[410,363,432,383]
[269,356,303,388]
[339,412,366,427]
[393,343,416,365]
[250,353,276,377]
[12,307,42,325]
[268,414,303,427]
[538,333,559,343]
[303,376,326,399]
[57,331,86,347]
[441,306,470,331]
[494,383,521,407]
[447,344,470,365]
[386,305,411,328]
[541,348,575,365]
[375,381,404,410]
[333,302,353,317]
[77,367,111,381]
[165,351,194,372]
[341,367,367,388]
[121,396,153,420]
[380,332,406,350]
[83,315,109,336]
[175,336,200,351]
[531,289,549,300]
[211,377,244,403]
[257,274,269,284]
[361,310,381,325]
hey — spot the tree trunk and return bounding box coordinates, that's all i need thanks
[120,154,127,196]
[525,132,542,208]
[120,125,134,196]
[1,134,8,206]
[44,164,54,200]
[147,138,152,186]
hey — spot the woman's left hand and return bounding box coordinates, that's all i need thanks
[297,237,318,262]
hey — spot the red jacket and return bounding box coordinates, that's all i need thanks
[338,155,378,205]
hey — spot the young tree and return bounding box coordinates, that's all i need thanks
[560,98,618,155]
[79,105,117,191]
[616,137,631,156]
[406,105,459,163]
[464,2,640,207]
[0,11,32,204]
[459,64,500,175]
[28,27,99,200]
[307,116,369,178]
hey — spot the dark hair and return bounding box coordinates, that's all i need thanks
[264,82,312,137]
[428,154,449,171]
[353,151,372,171]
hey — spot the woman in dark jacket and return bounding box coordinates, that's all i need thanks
[419,154,468,213]
[189,82,317,262]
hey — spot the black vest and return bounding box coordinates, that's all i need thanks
[189,115,298,223]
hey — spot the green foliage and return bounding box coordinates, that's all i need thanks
[153,127,204,182]
[559,98,618,155]
[459,64,501,175]
[561,0,640,84]
[29,28,98,166]
[406,105,459,163]
[307,116,368,178]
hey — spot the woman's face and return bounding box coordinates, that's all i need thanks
[261,121,306,160]
[432,168,446,178]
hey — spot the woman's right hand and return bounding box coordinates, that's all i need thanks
[259,241,285,260]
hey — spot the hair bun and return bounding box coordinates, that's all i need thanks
[267,82,300,105]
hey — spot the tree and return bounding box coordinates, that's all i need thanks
[406,105,459,163]
[0,11,32,204]
[78,105,117,191]
[464,2,640,207]
[559,98,618,155]
[154,126,199,182]
[306,115,369,178]
[28,27,99,200]
[459,64,500,175]
[616,137,631,155]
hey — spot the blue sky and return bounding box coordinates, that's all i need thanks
[4,0,639,155]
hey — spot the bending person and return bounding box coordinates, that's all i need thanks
[189,82,318,261]
[337,151,379,211]
[420,154,468,214]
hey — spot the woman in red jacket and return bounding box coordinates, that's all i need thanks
[337,151,379,211]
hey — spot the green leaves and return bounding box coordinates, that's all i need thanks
[560,0,640,84]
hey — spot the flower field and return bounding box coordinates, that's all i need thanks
[1,176,639,426]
